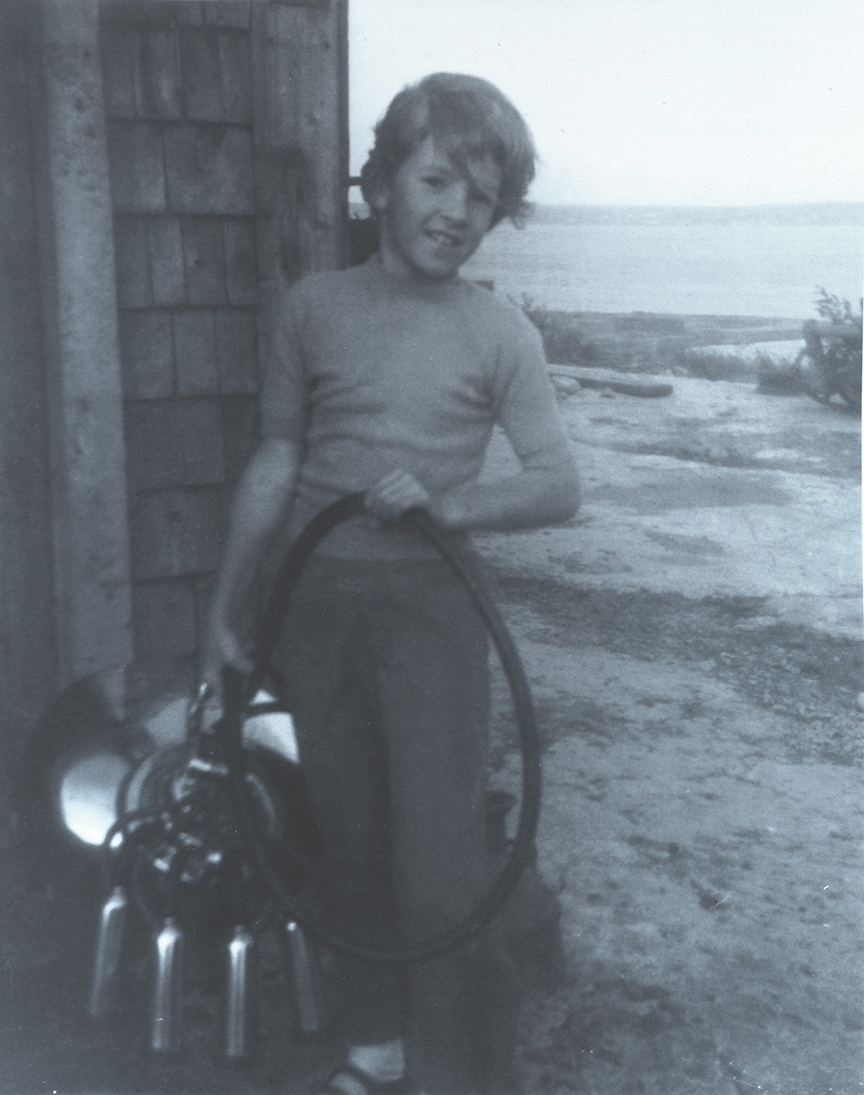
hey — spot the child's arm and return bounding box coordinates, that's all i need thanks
[422,301,581,532]
[366,304,580,531]
[202,438,301,695]
[366,456,580,532]
[433,456,580,530]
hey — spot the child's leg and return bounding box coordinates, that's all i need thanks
[371,560,503,1094]
[280,556,513,1092]
[278,560,409,1048]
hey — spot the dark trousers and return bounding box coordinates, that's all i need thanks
[278,555,501,1092]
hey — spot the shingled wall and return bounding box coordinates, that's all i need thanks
[100,1,263,664]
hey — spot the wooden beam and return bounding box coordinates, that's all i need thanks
[35,0,133,712]
[251,0,349,286]
[0,0,57,784]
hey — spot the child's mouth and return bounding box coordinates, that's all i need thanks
[426,229,462,248]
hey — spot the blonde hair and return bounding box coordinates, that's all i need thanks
[360,73,537,227]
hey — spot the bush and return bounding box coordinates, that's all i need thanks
[518,296,602,367]
[518,296,679,372]
[675,348,752,382]
[814,286,863,326]
[756,353,805,395]
[799,288,863,411]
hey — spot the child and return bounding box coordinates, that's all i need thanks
[203,73,580,1095]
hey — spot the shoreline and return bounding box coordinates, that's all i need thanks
[524,305,807,380]
[536,308,805,327]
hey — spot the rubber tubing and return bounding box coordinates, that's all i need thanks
[222,493,542,963]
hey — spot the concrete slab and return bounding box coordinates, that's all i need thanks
[477,372,864,1094]
[479,374,862,637]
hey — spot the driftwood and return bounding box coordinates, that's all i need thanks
[549,363,673,398]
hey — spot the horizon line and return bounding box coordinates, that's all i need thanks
[532,199,864,210]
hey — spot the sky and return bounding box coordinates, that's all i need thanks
[348,0,864,207]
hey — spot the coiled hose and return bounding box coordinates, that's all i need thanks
[221,493,541,963]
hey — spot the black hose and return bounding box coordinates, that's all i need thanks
[222,493,542,963]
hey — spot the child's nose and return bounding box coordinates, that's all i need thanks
[440,181,470,223]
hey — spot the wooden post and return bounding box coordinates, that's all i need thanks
[251,0,349,288]
[0,0,57,786]
[34,0,133,712]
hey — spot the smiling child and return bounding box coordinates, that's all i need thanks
[204,73,580,1095]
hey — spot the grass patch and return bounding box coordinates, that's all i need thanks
[519,298,803,380]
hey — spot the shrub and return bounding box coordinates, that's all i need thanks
[675,348,752,382]
[518,295,602,367]
[800,288,863,411]
[756,353,804,395]
[814,286,863,326]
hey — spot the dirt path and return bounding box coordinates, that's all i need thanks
[478,374,863,1094]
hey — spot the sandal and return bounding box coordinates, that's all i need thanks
[313,1058,412,1095]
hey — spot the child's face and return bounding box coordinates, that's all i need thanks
[373,137,502,281]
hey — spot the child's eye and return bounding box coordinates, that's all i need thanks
[423,175,445,189]
[468,187,497,209]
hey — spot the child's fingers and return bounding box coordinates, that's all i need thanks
[374,469,419,500]
[366,470,431,517]
[202,627,253,699]
[374,468,408,491]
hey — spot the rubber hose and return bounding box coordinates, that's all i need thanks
[222,493,542,963]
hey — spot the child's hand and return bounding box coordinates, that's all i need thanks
[365,469,433,521]
[201,616,253,702]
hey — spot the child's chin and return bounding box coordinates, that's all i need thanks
[411,254,462,280]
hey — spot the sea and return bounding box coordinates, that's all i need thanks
[461,203,864,319]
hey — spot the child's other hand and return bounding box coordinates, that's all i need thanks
[365,469,433,521]
[201,617,253,702]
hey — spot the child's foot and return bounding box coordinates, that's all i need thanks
[314,1060,410,1095]
[315,1040,409,1095]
